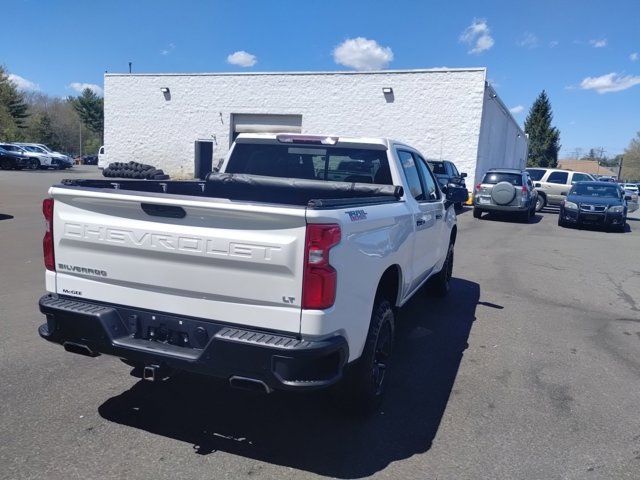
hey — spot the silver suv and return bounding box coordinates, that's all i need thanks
[473,168,538,222]
[526,168,595,211]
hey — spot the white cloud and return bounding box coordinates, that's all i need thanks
[579,72,640,94]
[161,43,175,55]
[549,40,559,48]
[69,82,103,96]
[226,50,257,67]
[630,52,639,62]
[459,18,494,54]
[509,105,525,114]
[517,32,538,49]
[589,38,607,48]
[333,37,393,70]
[8,73,40,91]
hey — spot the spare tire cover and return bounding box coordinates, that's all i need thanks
[491,181,516,205]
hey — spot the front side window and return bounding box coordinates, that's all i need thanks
[416,155,440,201]
[547,171,569,184]
[398,150,425,200]
[450,163,460,177]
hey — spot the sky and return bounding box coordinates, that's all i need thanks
[1,0,639,157]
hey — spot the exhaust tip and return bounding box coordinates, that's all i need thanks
[229,376,272,394]
[63,341,99,357]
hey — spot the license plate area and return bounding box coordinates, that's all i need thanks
[478,197,491,204]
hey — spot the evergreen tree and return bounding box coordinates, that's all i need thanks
[0,65,30,139]
[33,112,61,151]
[524,90,561,167]
[68,88,103,140]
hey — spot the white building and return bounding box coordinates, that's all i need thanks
[104,68,527,186]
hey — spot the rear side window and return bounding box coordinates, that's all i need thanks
[227,143,392,184]
[547,171,569,184]
[526,169,546,181]
[482,172,523,186]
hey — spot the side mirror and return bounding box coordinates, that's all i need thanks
[534,182,541,188]
[561,192,567,196]
[445,184,469,204]
[460,172,467,178]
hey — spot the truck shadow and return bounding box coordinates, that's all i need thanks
[98,278,480,479]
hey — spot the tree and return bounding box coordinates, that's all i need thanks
[621,131,640,181]
[524,90,561,168]
[32,112,61,151]
[0,65,30,140]
[68,88,103,140]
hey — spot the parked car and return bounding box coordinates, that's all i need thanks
[526,168,595,211]
[82,155,98,165]
[558,181,629,232]
[0,143,53,169]
[37,133,468,411]
[426,159,468,210]
[620,184,639,213]
[622,183,639,194]
[98,145,107,169]
[14,143,73,169]
[473,168,538,222]
[0,146,33,170]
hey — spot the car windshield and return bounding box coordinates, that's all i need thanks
[482,172,523,186]
[427,161,447,174]
[227,143,392,184]
[571,184,620,197]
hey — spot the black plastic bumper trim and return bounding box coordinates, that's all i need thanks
[38,294,348,391]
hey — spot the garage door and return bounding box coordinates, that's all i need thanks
[231,113,302,142]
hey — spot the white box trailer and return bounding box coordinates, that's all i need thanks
[104,68,527,188]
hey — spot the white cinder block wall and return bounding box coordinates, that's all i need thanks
[104,68,526,185]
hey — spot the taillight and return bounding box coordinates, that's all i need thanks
[42,198,55,271]
[475,183,481,191]
[522,185,528,195]
[302,224,341,309]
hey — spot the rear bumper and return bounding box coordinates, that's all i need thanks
[473,200,530,212]
[38,294,348,391]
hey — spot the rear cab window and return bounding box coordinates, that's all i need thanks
[482,172,523,186]
[227,143,392,184]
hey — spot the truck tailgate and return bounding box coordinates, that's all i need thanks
[49,187,307,333]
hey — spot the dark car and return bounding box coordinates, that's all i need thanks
[426,160,468,210]
[0,146,33,170]
[82,155,98,165]
[558,181,629,232]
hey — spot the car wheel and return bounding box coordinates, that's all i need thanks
[430,242,454,297]
[30,159,40,170]
[535,194,546,212]
[473,207,482,219]
[332,297,395,415]
[558,214,566,228]
[0,159,12,170]
[520,209,531,223]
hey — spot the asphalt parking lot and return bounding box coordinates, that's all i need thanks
[1,167,639,480]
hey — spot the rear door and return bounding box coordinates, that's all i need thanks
[397,150,442,293]
[49,187,308,334]
[543,171,570,205]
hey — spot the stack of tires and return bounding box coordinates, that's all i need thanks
[102,161,169,180]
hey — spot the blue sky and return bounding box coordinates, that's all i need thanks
[1,0,639,156]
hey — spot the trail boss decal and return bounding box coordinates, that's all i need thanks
[345,209,367,222]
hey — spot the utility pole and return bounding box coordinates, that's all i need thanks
[79,121,82,160]
[129,62,132,74]
[617,155,624,181]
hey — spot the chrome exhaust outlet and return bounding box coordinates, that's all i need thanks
[63,341,99,357]
[229,375,273,394]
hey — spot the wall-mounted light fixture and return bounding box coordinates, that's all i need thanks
[490,93,497,99]
[382,87,393,94]
[160,87,170,94]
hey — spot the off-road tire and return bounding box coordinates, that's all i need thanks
[332,298,395,415]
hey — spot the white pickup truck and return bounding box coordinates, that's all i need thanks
[38,133,467,410]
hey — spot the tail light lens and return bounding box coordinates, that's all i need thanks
[302,224,341,309]
[522,185,528,195]
[475,183,481,191]
[42,198,55,271]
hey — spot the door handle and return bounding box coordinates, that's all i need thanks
[416,219,426,226]
[435,213,443,220]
